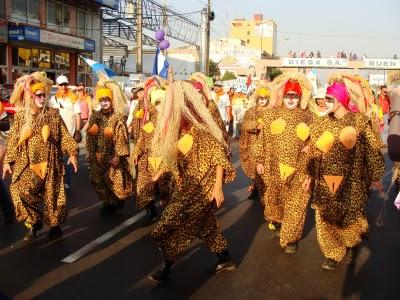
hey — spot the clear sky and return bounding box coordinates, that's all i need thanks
[168,0,400,58]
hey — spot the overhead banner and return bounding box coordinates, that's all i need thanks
[363,59,400,69]
[8,25,40,42]
[282,58,348,68]
[41,30,95,52]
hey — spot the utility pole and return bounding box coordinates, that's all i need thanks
[200,0,211,76]
[136,0,143,74]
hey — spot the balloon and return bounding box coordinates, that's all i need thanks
[155,29,165,42]
[159,40,170,50]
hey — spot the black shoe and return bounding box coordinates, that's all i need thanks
[148,260,173,282]
[284,242,298,254]
[141,202,157,227]
[47,225,63,240]
[114,200,125,210]
[99,203,116,216]
[322,258,339,270]
[23,222,43,242]
[209,250,236,274]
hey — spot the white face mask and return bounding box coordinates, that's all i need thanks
[100,100,111,110]
[258,98,268,107]
[283,97,299,110]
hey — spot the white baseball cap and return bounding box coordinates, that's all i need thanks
[56,75,69,85]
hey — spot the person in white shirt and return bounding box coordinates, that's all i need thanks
[212,81,231,132]
[49,75,81,191]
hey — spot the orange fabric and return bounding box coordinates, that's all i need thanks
[378,95,390,114]
[55,89,78,103]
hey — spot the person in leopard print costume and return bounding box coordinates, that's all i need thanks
[2,71,79,241]
[147,80,236,282]
[305,74,385,270]
[256,73,313,254]
[86,81,132,215]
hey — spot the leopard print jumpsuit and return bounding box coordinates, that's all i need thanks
[4,108,78,226]
[151,127,236,262]
[308,112,384,262]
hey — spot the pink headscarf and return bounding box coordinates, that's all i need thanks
[326,82,358,112]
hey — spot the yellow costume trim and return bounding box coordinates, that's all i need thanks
[339,126,358,150]
[143,122,154,134]
[323,175,344,195]
[41,125,50,143]
[150,89,166,105]
[279,163,296,181]
[270,118,286,135]
[96,88,113,101]
[135,108,144,119]
[177,133,193,155]
[296,123,310,141]
[17,126,33,146]
[30,162,47,179]
[316,131,334,153]
[258,87,270,98]
[87,124,99,136]
[148,156,162,170]
[31,82,46,94]
[104,127,114,139]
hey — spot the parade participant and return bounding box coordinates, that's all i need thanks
[86,80,132,215]
[314,87,328,116]
[147,80,236,282]
[3,71,79,241]
[0,104,13,224]
[256,72,313,254]
[189,72,231,156]
[305,74,384,270]
[77,82,93,129]
[212,81,231,132]
[49,75,81,192]
[240,86,273,200]
[231,89,247,139]
[132,85,166,225]
[378,85,391,145]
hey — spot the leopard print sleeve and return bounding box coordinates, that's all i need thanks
[114,119,129,157]
[4,112,22,164]
[241,108,258,134]
[363,120,385,182]
[85,111,97,160]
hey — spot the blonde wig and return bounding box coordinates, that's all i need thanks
[151,80,225,170]
[327,73,366,113]
[10,71,53,131]
[270,72,312,109]
[247,84,273,109]
[189,72,212,101]
[95,79,128,115]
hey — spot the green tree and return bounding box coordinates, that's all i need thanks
[209,60,221,78]
[222,71,236,81]
[269,68,282,81]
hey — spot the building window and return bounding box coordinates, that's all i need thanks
[85,12,93,39]
[47,1,64,31]
[0,0,5,15]
[55,51,70,70]
[11,0,27,22]
[39,49,52,69]
[0,45,6,65]
[62,6,71,34]
[28,0,40,25]
[77,9,85,37]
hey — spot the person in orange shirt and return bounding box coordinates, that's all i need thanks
[378,85,391,145]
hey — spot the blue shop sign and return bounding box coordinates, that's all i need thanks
[84,39,95,52]
[94,0,119,10]
[9,25,40,42]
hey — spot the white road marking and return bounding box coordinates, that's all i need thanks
[61,210,147,263]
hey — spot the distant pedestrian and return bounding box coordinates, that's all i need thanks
[109,56,114,70]
[121,56,127,72]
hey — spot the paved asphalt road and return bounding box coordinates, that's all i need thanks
[0,140,399,300]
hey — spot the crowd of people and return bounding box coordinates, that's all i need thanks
[0,67,394,283]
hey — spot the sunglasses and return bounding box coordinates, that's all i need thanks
[59,83,68,86]
[35,93,46,98]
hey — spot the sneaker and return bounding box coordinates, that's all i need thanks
[322,258,339,270]
[284,242,298,254]
[24,221,43,242]
[47,225,63,240]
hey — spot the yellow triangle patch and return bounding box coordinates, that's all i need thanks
[143,122,154,134]
[279,163,296,181]
[316,131,334,154]
[41,125,50,143]
[339,126,357,150]
[296,123,310,141]
[135,108,144,119]
[177,133,193,155]
[148,156,162,170]
[270,118,286,135]
[323,175,344,195]
[30,162,48,179]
